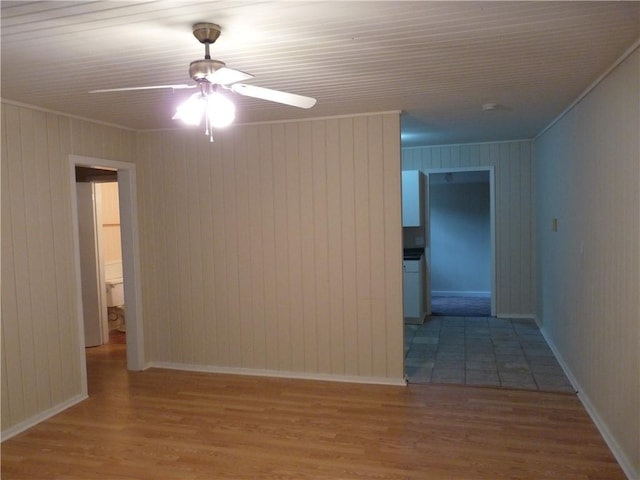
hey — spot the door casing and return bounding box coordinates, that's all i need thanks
[70,155,145,396]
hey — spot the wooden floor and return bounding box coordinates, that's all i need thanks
[1,343,625,479]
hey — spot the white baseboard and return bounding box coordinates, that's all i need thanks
[432,290,490,298]
[147,361,407,387]
[1,393,88,442]
[539,327,637,480]
[496,313,537,319]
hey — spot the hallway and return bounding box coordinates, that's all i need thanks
[405,316,574,392]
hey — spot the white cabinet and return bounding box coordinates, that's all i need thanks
[402,170,424,227]
[403,259,424,321]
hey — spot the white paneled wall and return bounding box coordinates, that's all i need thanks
[1,102,136,435]
[402,140,533,316]
[137,113,404,381]
[534,49,639,478]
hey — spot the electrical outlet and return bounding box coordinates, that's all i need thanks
[552,218,558,232]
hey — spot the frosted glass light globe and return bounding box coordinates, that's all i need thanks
[207,92,235,128]
[173,93,205,126]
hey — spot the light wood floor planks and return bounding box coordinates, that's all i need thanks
[1,343,625,479]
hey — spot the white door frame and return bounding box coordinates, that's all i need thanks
[70,155,145,393]
[424,166,496,316]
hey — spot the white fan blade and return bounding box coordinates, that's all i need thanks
[231,84,316,109]
[89,84,196,93]
[207,67,253,85]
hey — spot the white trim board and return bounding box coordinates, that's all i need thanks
[496,313,536,320]
[147,362,408,387]
[431,291,491,298]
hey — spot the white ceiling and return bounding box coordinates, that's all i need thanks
[2,1,638,147]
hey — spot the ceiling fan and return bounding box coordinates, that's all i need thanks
[90,23,317,140]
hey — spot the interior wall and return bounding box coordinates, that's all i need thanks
[430,181,491,296]
[1,102,136,434]
[136,113,404,380]
[534,48,639,477]
[402,140,533,316]
[99,182,122,267]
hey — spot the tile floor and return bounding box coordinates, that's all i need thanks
[404,316,575,393]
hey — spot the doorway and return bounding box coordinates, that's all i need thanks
[404,166,500,385]
[70,155,145,397]
[75,173,126,346]
[426,167,495,317]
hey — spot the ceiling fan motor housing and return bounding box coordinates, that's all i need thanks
[189,59,226,82]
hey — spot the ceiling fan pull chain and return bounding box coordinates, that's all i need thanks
[205,113,214,142]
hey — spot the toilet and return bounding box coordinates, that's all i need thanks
[105,261,125,332]
[106,277,124,307]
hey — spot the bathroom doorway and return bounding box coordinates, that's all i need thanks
[75,172,126,346]
[70,155,145,391]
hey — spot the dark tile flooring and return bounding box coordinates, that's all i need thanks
[404,316,575,393]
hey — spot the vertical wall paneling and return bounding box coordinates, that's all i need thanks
[298,121,318,372]
[52,115,78,397]
[311,121,331,374]
[33,110,57,411]
[258,124,278,371]
[271,124,291,370]
[339,119,359,377]
[382,114,403,376]
[285,123,304,371]
[162,133,182,362]
[353,116,373,376]
[235,128,254,368]
[136,112,403,382]
[325,119,346,374]
[534,49,639,478]
[210,133,229,366]
[402,139,533,316]
[368,115,388,377]
[187,133,206,365]
[1,106,10,423]
[199,136,217,366]
[2,105,26,428]
[17,107,40,417]
[225,130,242,367]
[246,125,266,369]
[147,134,167,360]
[1,101,136,437]
[178,134,195,365]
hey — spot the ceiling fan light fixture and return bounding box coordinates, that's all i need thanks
[173,92,205,126]
[92,21,315,141]
[207,91,235,128]
[173,87,236,140]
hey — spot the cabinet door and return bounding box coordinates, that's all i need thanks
[402,170,421,227]
[403,260,421,318]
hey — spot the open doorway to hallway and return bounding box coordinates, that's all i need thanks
[428,169,492,317]
[75,167,126,348]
